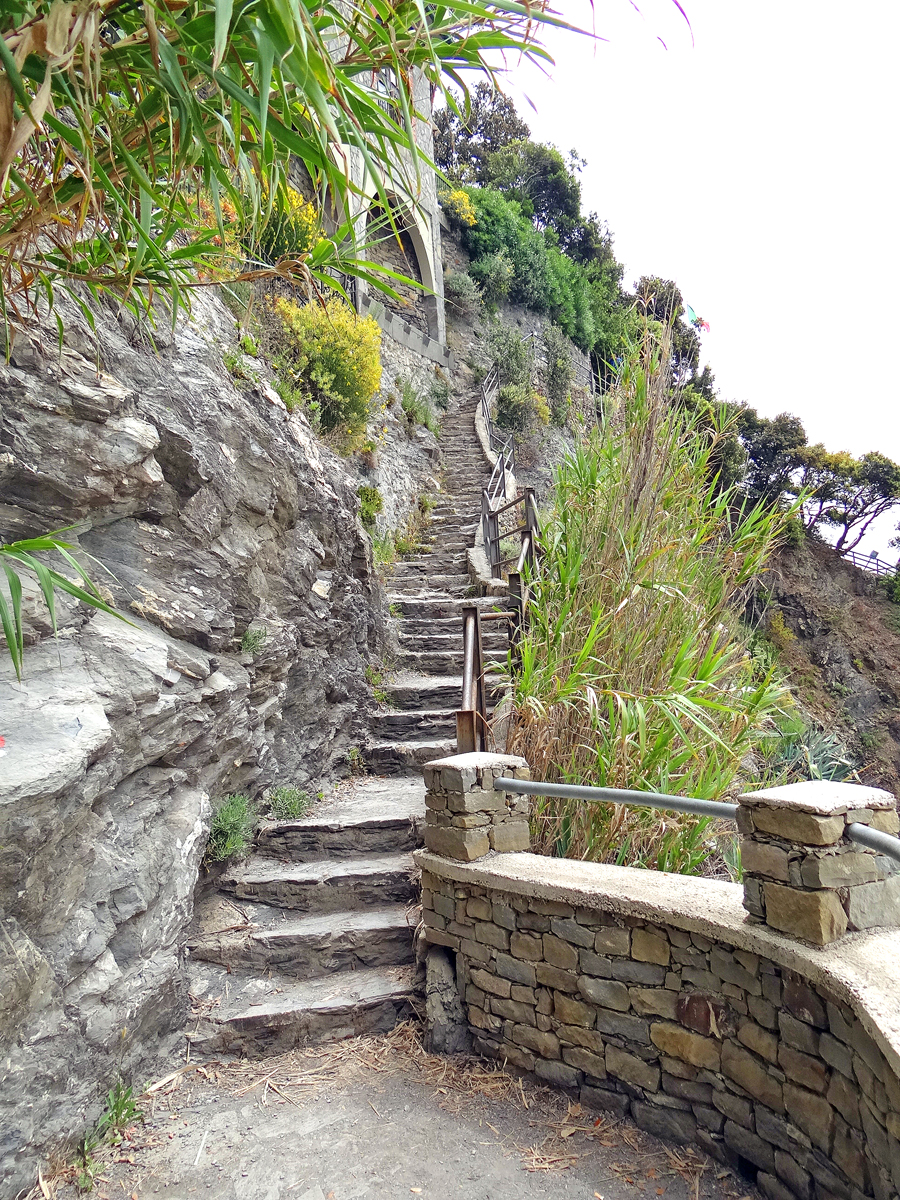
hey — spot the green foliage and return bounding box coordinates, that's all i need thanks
[434,81,531,183]
[240,626,267,654]
[248,189,321,266]
[443,271,483,315]
[429,372,451,410]
[0,2,565,330]
[399,379,439,435]
[1,529,130,681]
[372,531,397,569]
[357,486,384,530]
[268,787,313,820]
[485,320,534,388]
[273,297,382,438]
[347,746,366,775]
[97,1081,143,1143]
[507,328,790,874]
[205,794,256,863]
[757,722,856,785]
[365,662,394,707]
[469,250,514,306]
[496,383,541,432]
[542,323,574,423]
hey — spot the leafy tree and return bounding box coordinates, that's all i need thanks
[434,81,531,183]
[791,449,900,552]
[483,141,582,244]
[736,409,808,507]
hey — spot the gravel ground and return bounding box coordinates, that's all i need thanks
[45,1025,759,1200]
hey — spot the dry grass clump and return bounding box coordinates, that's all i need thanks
[507,328,790,873]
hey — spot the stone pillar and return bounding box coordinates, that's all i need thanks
[738,780,900,945]
[423,752,531,861]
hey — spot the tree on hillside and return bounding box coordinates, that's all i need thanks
[482,141,582,244]
[434,82,531,183]
[736,409,808,507]
[790,450,900,552]
[635,276,713,396]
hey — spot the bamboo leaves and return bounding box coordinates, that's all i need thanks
[0,530,131,680]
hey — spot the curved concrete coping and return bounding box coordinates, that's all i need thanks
[469,399,513,597]
[415,848,900,1080]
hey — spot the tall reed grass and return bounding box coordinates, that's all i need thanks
[506,330,790,873]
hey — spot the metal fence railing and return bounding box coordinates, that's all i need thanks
[492,776,900,866]
[841,549,896,579]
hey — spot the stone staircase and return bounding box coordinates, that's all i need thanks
[185,395,509,1055]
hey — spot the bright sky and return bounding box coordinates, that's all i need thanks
[504,0,900,555]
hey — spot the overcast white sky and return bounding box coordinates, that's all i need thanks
[504,0,900,554]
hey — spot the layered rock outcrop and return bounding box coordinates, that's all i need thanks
[0,292,380,1194]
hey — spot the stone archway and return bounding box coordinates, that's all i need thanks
[364,197,439,340]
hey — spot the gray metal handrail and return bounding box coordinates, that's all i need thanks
[495,777,738,820]
[493,777,900,865]
[841,550,896,580]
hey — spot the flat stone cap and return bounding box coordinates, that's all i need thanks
[740,779,896,815]
[425,752,528,771]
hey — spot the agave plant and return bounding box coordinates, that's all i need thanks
[0,0,576,329]
[0,530,129,679]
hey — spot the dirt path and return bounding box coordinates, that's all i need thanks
[44,1025,758,1200]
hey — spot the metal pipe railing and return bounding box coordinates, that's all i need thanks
[846,822,900,865]
[495,777,738,820]
[494,778,900,862]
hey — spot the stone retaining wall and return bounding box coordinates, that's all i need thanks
[416,758,900,1200]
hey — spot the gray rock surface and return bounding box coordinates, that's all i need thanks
[0,291,381,1195]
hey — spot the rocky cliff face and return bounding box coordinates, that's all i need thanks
[0,292,381,1194]
[764,540,900,794]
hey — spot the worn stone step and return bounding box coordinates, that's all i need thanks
[188,899,418,978]
[399,647,508,675]
[364,737,456,774]
[382,672,464,709]
[220,852,418,912]
[371,707,457,738]
[187,962,418,1055]
[397,628,507,651]
[255,776,424,861]
[386,595,500,619]
[388,570,471,589]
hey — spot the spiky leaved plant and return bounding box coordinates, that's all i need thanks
[506,327,792,874]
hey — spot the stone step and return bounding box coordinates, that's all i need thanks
[389,582,471,599]
[397,628,507,651]
[371,707,457,738]
[398,615,510,637]
[388,570,471,589]
[364,737,456,774]
[188,898,418,978]
[386,595,501,619]
[187,961,419,1055]
[399,648,507,675]
[220,852,418,912]
[382,672,464,709]
[255,776,425,861]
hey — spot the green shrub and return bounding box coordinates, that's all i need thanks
[496,383,535,431]
[247,186,320,265]
[273,297,382,436]
[444,272,482,315]
[372,530,397,567]
[469,251,513,306]
[429,370,451,410]
[268,786,312,819]
[205,794,256,862]
[542,323,574,422]
[485,320,533,388]
[399,378,439,435]
[357,485,384,530]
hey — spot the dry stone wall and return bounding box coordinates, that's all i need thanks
[417,756,900,1200]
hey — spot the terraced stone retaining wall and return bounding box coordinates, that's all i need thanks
[417,755,900,1200]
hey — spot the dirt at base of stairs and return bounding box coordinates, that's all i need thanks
[39,1024,757,1200]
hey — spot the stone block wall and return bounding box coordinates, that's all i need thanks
[419,848,900,1200]
[740,781,900,945]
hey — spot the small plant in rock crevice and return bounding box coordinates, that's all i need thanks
[365,662,396,707]
[205,794,257,862]
[240,626,267,654]
[347,745,367,775]
[357,485,384,531]
[398,377,440,436]
[268,786,313,820]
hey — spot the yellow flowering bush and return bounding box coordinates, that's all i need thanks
[439,188,477,227]
[274,297,382,437]
[253,188,322,264]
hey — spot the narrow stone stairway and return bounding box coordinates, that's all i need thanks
[185,394,508,1055]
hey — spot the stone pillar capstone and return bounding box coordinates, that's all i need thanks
[738,780,900,945]
[423,752,531,861]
